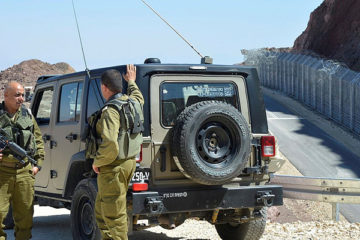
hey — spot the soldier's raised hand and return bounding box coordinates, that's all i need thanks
[123,64,136,82]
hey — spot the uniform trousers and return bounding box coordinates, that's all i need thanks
[0,164,35,240]
[95,159,136,240]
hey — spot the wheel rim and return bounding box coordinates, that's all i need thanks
[196,121,237,165]
[79,197,95,237]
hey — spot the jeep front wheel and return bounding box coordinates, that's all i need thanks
[71,178,101,240]
[172,101,251,185]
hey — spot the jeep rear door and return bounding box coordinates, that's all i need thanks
[150,74,250,185]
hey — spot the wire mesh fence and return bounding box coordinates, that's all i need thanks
[243,50,360,136]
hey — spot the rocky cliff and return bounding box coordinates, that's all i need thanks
[293,0,360,71]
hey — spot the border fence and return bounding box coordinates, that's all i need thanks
[243,50,360,136]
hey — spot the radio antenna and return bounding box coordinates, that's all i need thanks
[71,0,90,78]
[140,0,211,62]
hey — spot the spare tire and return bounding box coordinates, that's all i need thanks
[172,101,251,185]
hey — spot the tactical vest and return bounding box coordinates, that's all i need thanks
[0,103,36,159]
[86,96,144,160]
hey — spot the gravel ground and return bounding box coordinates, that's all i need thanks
[129,218,360,240]
[263,221,360,240]
[5,211,359,240]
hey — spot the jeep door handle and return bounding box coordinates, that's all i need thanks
[65,133,78,142]
[42,134,51,143]
[50,140,57,149]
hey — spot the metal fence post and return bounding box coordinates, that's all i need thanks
[332,203,339,222]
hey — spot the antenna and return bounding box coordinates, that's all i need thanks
[71,0,91,77]
[140,0,213,64]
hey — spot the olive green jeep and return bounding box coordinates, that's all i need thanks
[10,58,283,239]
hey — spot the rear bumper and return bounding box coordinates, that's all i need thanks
[131,185,282,214]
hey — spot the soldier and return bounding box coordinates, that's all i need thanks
[0,81,45,240]
[92,64,144,240]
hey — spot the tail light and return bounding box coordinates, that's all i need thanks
[261,136,276,157]
[132,182,148,192]
[136,145,143,163]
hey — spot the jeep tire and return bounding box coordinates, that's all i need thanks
[71,178,101,240]
[172,101,251,185]
[215,208,267,240]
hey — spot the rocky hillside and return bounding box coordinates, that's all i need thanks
[293,0,360,71]
[0,59,75,100]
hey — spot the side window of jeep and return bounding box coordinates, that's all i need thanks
[58,82,83,122]
[160,82,238,126]
[33,88,54,125]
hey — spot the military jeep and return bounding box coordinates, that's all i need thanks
[26,58,282,239]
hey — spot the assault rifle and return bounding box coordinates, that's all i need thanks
[0,130,37,166]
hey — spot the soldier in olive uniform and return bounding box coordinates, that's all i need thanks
[92,64,144,240]
[0,81,45,240]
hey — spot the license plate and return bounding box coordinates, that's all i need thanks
[131,168,150,183]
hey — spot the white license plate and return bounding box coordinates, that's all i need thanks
[131,169,150,182]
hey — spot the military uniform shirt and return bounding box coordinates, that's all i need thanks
[1,107,45,167]
[94,80,144,168]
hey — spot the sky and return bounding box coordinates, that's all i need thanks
[0,0,323,72]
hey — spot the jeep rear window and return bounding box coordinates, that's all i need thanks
[161,82,238,126]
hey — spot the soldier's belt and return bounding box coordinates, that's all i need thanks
[0,160,28,169]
